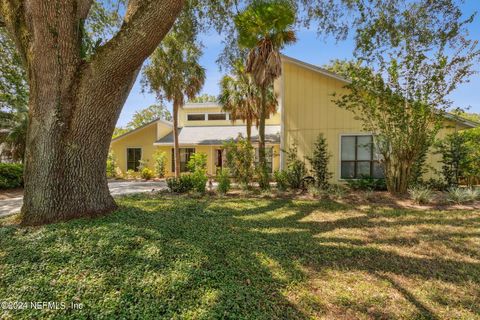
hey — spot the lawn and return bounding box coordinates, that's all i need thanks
[0,194,479,319]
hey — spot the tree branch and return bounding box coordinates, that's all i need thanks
[89,0,184,78]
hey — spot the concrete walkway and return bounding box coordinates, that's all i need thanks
[0,180,167,218]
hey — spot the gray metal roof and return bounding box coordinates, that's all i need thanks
[155,125,281,146]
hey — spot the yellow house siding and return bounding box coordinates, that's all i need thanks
[110,122,158,173]
[281,59,469,182]
[180,105,281,127]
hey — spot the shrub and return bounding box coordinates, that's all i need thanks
[284,143,307,189]
[140,168,154,180]
[423,178,448,191]
[224,136,255,189]
[125,169,139,180]
[191,170,208,193]
[273,170,289,191]
[0,163,23,189]
[346,176,387,191]
[435,129,480,187]
[166,175,195,193]
[408,186,433,204]
[187,153,207,172]
[106,151,117,178]
[446,187,479,204]
[153,150,167,178]
[307,134,332,189]
[216,168,231,194]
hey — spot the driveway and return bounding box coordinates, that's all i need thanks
[0,180,167,218]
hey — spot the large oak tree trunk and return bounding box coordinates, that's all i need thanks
[1,0,184,225]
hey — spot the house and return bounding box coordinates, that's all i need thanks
[110,55,478,180]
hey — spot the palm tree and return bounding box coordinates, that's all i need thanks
[218,60,277,141]
[143,33,205,177]
[235,0,296,188]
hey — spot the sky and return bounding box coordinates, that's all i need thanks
[118,1,480,127]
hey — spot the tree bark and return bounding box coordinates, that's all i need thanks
[173,99,181,178]
[246,118,252,141]
[1,0,184,225]
[258,86,268,189]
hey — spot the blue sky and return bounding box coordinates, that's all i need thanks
[118,1,480,127]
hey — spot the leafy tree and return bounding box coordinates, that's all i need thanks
[112,127,129,139]
[235,0,296,189]
[307,134,332,189]
[332,1,479,194]
[219,59,277,141]
[127,104,172,128]
[142,31,205,178]
[188,94,217,103]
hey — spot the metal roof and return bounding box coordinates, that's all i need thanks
[155,125,281,146]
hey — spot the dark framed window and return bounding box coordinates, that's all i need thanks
[127,148,142,171]
[187,114,205,121]
[172,148,195,172]
[208,113,227,121]
[255,147,274,173]
[340,135,384,179]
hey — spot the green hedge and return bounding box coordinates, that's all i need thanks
[0,163,24,189]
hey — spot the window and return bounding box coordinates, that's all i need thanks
[171,148,195,172]
[340,135,384,179]
[255,147,274,173]
[187,114,205,121]
[127,148,142,171]
[208,113,227,121]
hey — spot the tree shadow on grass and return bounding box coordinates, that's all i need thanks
[0,196,479,319]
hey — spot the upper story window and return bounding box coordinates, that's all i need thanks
[187,114,206,121]
[208,113,227,121]
[340,135,384,179]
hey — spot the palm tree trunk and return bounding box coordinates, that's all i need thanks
[173,99,181,178]
[246,118,252,141]
[258,86,269,189]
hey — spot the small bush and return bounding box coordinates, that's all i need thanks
[187,153,208,172]
[216,168,231,194]
[153,150,167,178]
[125,169,139,180]
[166,175,195,193]
[284,143,307,190]
[307,134,332,189]
[106,151,117,178]
[274,170,289,191]
[408,186,433,204]
[346,176,387,191]
[223,137,255,189]
[191,171,208,193]
[446,187,479,204]
[422,178,448,191]
[141,168,154,180]
[0,163,23,189]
